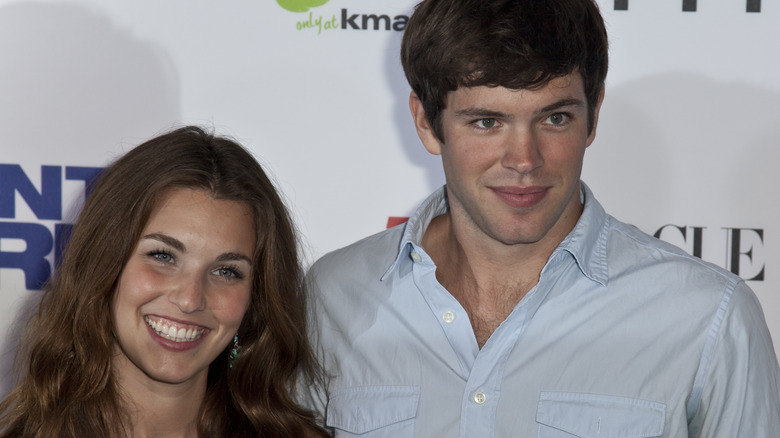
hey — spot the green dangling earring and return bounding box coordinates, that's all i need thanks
[228,334,241,369]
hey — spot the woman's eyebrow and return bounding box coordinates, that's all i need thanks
[216,252,253,265]
[143,233,185,252]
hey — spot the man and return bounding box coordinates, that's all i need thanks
[304,0,780,436]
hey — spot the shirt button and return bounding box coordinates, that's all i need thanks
[442,311,455,323]
[410,251,422,262]
[473,392,487,404]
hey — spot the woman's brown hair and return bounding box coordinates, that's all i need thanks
[0,126,327,437]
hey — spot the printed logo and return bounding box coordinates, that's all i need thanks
[655,224,765,281]
[0,164,102,290]
[386,217,409,229]
[277,0,409,35]
[276,0,329,13]
[614,0,761,13]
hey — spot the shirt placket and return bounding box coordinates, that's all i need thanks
[458,294,532,438]
[409,244,542,438]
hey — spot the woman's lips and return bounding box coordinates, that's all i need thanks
[144,315,209,351]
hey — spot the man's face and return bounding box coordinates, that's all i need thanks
[411,73,603,250]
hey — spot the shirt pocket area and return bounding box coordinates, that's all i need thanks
[326,385,420,437]
[536,391,665,438]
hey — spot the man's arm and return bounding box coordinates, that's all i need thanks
[688,281,780,436]
[297,265,331,427]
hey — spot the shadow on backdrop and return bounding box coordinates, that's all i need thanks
[585,71,780,232]
[0,1,182,397]
[383,9,445,216]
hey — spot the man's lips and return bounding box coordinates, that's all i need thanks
[490,186,549,208]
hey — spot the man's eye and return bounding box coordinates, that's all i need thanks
[476,118,497,129]
[547,113,567,125]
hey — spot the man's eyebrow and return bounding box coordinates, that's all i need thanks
[454,108,512,119]
[453,98,586,119]
[143,233,185,252]
[537,98,586,114]
[216,252,253,265]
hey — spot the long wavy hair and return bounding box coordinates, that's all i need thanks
[0,126,327,437]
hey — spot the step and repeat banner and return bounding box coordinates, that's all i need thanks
[1,0,778,392]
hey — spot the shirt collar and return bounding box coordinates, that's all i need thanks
[383,182,610,286]
[382,187,448,280]
[554,182,610,286]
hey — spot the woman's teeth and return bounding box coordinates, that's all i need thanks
[144,316,204,342]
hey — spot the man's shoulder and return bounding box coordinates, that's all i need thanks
[606,216,743,287]
[307,224,406,283]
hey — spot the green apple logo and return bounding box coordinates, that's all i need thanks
[276,0,329,12]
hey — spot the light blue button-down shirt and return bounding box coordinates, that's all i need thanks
[305,184,780,437]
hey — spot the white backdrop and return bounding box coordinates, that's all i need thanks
[1,0,778,394]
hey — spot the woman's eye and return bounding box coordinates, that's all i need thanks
[149,251,174,263]
[476,118,497,129]
[214,266,244,280]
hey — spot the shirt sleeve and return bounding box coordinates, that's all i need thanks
[689,280,780,436]
[295,265,330,427]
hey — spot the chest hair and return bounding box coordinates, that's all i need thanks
[442,277,536,348]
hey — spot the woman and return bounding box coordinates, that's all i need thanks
[0,126,327,437]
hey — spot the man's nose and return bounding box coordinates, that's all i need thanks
[500,128,544,174]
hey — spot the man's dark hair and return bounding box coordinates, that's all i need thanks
[401,0,609,142]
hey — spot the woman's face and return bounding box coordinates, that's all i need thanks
[111,188,255,389]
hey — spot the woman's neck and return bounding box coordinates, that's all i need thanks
[114,355,207,438]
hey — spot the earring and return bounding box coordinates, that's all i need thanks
[229,334,240,368]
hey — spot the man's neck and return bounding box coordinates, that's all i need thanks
[421,213,566,347]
